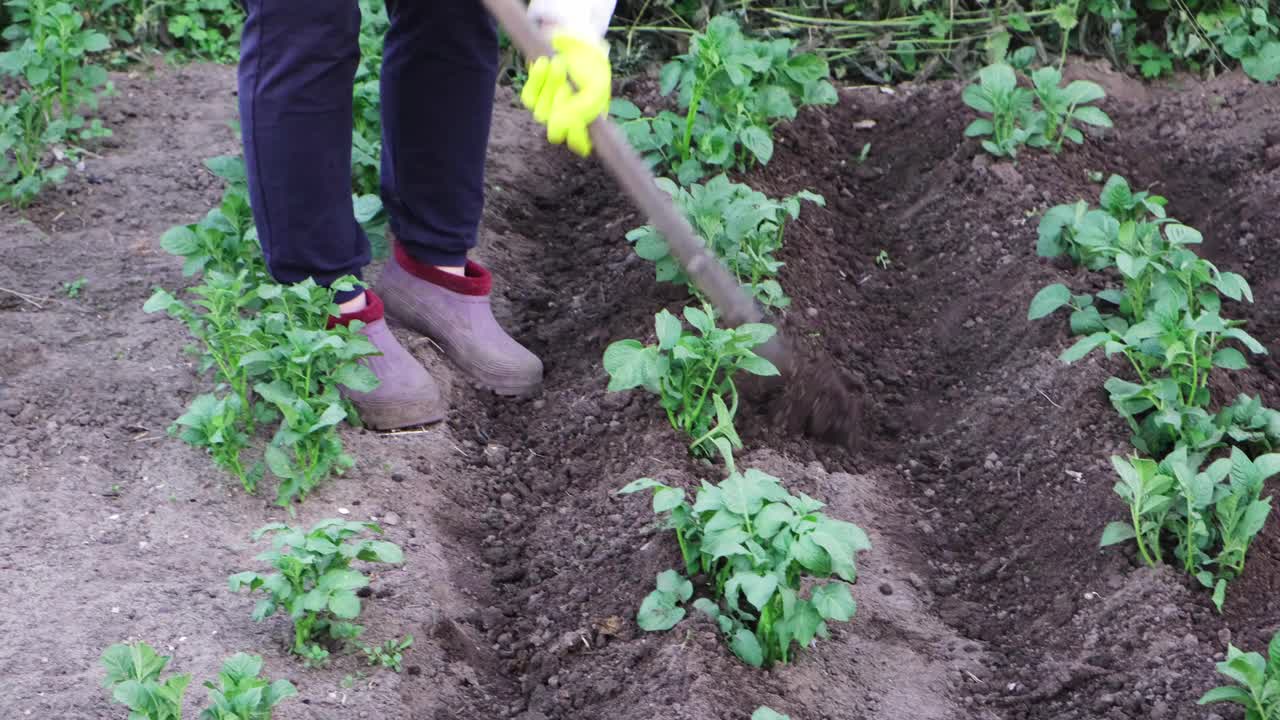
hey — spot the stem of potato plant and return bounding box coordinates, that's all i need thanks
[1186,333,1200,407]
[758,600,775,663]
[1132,508,1156,567]
[681,82,706,163]
[1182,501,1195,575]
[675,526,695,575]
[687,354,723,438]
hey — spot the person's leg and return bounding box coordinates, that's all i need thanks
[376,1,543,396]
[238,0,369,302]
[379,0,497,268]
[239,0,445,428]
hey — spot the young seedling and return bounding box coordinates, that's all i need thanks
[100,642,190,720]
[63,277,86,298]
[753,708,791,720]
[875,250,891,270]
[1198,629,1280,718]
[603,305,778,458]
[620,464,869,667]
[228,519,404,666]
[962,63,1035,159]
[200,653,297,720]
[360,635,414,673]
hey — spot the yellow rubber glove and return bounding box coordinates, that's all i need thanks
[520,31,611,157]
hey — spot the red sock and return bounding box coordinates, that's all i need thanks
[393,243,492,296]
[327,288,385,329]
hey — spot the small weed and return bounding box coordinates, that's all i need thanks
[63,277,86,297]
[875,250,891,269]
[753,709,792,720]
[360,635,413,673]
[855,142,871,164]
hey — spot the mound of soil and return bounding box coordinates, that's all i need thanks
[3,57,1278,720]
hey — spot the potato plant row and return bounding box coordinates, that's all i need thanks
[1026,175,1280,716]
[602,16,872,672]
[1,0,249,207]
[142,156,387,508]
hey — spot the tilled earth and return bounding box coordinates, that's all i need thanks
[2,59,1278,720]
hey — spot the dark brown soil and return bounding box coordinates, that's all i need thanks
[3,57,1279,720]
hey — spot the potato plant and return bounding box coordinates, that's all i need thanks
[603,306,779,458]
[164,0,244,64]
[963,63,1035,158]
[229,520,404,667]
[964,62,1110,159]
[620,464,869,667]
[247,278,380,506]
[1101,445,1279,609]
[626,175,823,310]
[100,643,296,720]
[1199,630,1280,718]
[199,652,297,720]
[1218,394,1280,452]
[611,14,836,184]
[1025,65,1112,152]
[1030,174,1277,607]
[100,642,189,720]
[1029,176,1264,456]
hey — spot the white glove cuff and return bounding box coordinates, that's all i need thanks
[527,0,616,39]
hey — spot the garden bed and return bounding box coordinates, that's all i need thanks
[2,58,1278,719]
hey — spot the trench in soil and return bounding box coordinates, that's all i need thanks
[1,59,1278,720]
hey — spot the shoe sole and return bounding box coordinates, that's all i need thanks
[357,401,448,431]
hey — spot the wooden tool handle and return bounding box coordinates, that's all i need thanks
[480,0,766,332]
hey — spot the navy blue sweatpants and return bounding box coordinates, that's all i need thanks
[238,0,499,299]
